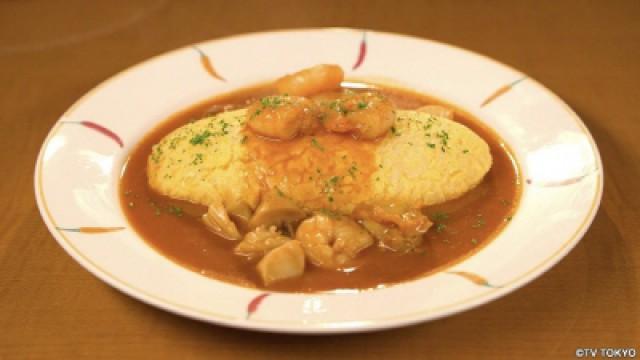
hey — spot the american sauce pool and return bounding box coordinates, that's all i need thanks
[119,82,521,292]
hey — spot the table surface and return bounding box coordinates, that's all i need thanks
[1,1,638,358]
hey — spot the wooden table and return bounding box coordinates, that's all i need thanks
[2,1,638,358]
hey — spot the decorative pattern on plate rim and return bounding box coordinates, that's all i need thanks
[481,77,527,107]
[56,226,125,234]
[525,166,600,187]
[446,271,501,288]
[60,121,123,148]
[352,31,367,70]
[193,46,226,81]
[246,293,271,319]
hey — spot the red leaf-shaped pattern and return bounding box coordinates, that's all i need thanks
[352,31,367,70]
[246,293,270,319]
[80,121,124,147]
[62,121,124,147]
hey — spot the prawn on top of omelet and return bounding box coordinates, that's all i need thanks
[147,64,492,286]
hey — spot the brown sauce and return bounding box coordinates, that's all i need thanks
[119,82,521,293]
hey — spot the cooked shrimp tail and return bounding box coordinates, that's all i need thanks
[275,64,344,97]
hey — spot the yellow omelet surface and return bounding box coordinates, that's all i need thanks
[147,109,492,212]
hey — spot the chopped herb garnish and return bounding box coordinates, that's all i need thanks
[348,163,358,178]
[436,130,450,151]
[463,149,469,154]
[168,205,184,217]
[323,176,342,201]
[192,153,204,165]
[219,119,230,134]
[311,138,324,151]
[274,186,286,197]
[505,216,513,222]
[471,238,478,245]
[357,101,368,109]
[149,201,162,216]
[472,215,486,229]
[319,208,340,219]
[431,211,449,222]
[427,143,436,149]
[151,145,163,163]
[190,130,213,145]
[328,100,348,115]
[260,95,287,108]
[435,223,447,233]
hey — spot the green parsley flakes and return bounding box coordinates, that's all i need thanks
[168,205,184,217]
[311,138,324,151]
[190,130,213,145]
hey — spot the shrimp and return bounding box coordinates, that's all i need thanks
[360,220,423,253]
[417,105,454,119]
[257,240,305,285]
[353,204,432,252]
[246,95,320,140]
[275,64,344,96]
[320,92,396,140]
[296,214,374,269]
[353,204,432,234]
[234,225,291,261]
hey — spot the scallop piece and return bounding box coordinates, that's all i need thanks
[234,225,291,261]
[256,240,305,285]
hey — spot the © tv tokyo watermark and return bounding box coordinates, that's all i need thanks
[576,348,636,358]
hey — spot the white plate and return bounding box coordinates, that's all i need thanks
[35,28,602,334]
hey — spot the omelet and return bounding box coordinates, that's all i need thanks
[147,109,492,213]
